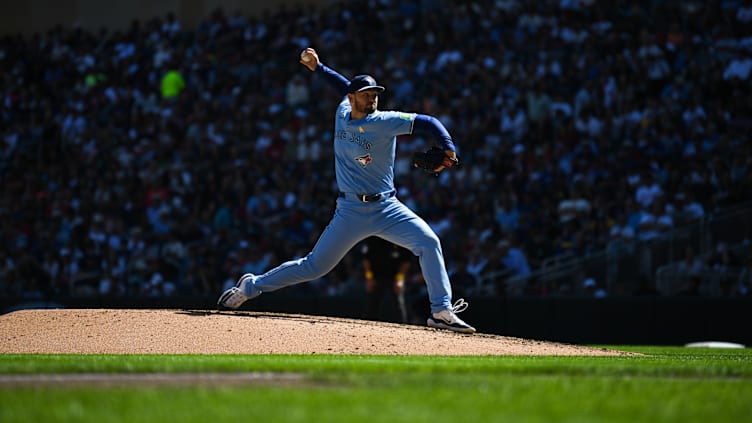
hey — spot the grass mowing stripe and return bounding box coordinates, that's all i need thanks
[1,347,751,378]
[0,372,307,387]
[1,370,750,423]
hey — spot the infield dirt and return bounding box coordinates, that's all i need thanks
[0,308,630,356]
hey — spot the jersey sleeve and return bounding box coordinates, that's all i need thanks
[413,114,456,152]
[377,111,416,136]
[336,98,351,118]
[317,63,350,97]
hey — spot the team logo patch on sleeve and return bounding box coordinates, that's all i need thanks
[399,113,413,121]
[355,154,372,167]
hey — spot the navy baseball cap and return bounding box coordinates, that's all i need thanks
[348,75,385,93]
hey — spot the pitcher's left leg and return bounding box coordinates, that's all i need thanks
[376,201,452,314]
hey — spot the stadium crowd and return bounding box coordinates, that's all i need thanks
[1,0,751,303]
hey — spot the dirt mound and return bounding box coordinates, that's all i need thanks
[0,308,628,356]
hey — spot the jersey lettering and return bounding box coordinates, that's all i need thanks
[336,130,372,151]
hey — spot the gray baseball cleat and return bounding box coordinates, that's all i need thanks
[427,298,476,333]
[217,274,260,309]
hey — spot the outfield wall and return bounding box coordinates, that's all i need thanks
[3,295,750,346]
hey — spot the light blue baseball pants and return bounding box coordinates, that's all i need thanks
[250,195,453,313]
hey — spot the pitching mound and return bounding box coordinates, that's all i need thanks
[0,309,628,356]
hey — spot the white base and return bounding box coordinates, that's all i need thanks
[684,341,745,348]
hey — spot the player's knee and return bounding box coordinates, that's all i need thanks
[413,234,442,256]
[304,262,327,278]
[426,232,443,250]
[301,254,336,278]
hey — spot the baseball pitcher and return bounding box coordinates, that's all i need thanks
[218,48,474,333]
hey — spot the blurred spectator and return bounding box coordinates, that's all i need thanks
[449,256,480,298]
[736,255,752,296]
[583,277,607,298]
[557,182,591,224]
[672,189,705,225]
[635,172,663,210]
[676,246,705,279]
[15,254,50,300]
[609,213,636,244]
[465,246,489,281]
[359,237,412,324]
[637,200,674,241]
[706,242,742,272]
[285,74,310,107]
[160,62,186,100]
[495,194,520,233]
[497,239,532,294]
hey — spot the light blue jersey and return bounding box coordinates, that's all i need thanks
[334,99,416,195]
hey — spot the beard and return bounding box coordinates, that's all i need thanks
[354,99,378,115]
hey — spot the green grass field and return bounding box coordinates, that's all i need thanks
[1,346,750,423]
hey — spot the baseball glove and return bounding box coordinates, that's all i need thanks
[412,146,460,174]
